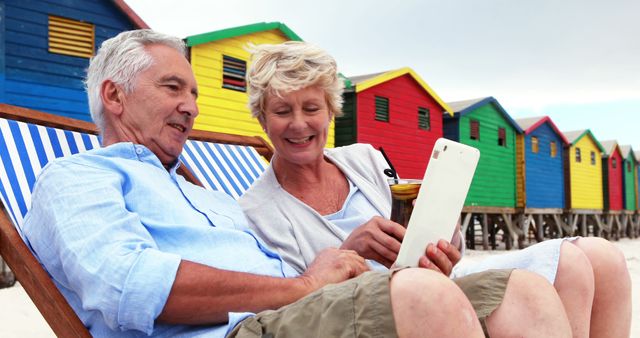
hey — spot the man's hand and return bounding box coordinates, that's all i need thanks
[417,239,461,276]
[300,248,370,291]
[339,216,406,268]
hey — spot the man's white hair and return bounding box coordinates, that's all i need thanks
[84,29,186,133]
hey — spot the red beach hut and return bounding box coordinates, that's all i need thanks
[336,67,453,179]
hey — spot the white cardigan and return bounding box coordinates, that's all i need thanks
[239,144,392,273]
[241,144,568,285]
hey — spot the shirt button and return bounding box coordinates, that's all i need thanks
[135,147,143,154]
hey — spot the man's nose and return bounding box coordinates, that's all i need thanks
[180,95,199,118]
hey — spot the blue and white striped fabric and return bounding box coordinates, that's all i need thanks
[0,117,268,233]
[180,139,268,200]
[0,118,101,229]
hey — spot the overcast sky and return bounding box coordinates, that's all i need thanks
[126,0,640,151]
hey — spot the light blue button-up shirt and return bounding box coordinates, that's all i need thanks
[22,143,298,337]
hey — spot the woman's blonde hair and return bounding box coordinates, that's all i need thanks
[247,41,344,120]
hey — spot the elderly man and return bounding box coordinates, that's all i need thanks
[22,30,570,338]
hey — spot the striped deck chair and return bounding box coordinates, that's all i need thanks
[181,139,269,199]
[0,103,273,337]
[0,104,96,337]
[182,129,272,199]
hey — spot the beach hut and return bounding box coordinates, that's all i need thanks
[515,116,568,209]
[184,22,314,143]
[0,0,148,121]
[443,97,523,249]
[336,67,453,179]
[634,151,640,237]
[599,140,625,237]
[600,140,624,211]
[636,150,640,211]
[620,146,637,211]
[444,97,522,208]
[563,130,605,236]
[514,116,569,243]
[618,146,637,237]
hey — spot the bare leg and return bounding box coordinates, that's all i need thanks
[554,241,595,337]
[390,269,483,338]
[572,237,631,338]
[486,269,572,338]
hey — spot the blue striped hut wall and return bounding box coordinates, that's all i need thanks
[516,116,568,209]
[1,0,147,121]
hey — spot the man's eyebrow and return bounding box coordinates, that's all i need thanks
[160,75,198,98]
[159,75,186,85]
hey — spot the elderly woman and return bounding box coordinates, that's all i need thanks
[239,41,631,337]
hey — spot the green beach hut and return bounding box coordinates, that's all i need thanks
[443,97,523,249]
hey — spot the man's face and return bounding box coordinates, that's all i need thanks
[118,44,199,166]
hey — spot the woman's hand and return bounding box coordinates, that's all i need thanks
[418,239,461,276]
[339,216,406,268]
[450,218,463,251]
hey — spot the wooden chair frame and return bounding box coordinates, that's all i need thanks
[0,103,273,337]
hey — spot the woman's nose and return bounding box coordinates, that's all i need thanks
[288,110,307,129]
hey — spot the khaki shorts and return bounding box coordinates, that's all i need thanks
[227,269,512,338]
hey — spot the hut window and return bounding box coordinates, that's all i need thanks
[550,141,557,157]
[418,107,430,130]
[628,161,632,172]
[612,158,617,169]
[590,151,596,165]
[375,96,389,122]
[498,127,506,147]
[470,120,480,140]
[575,148,582,162]
[48,15,95,58]
[222,55,247,92]
[531,137,539,153]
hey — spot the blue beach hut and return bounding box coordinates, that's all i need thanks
[515,116,568,209]
[0,0,148,121]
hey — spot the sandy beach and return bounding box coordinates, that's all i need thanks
[1,237,638,337]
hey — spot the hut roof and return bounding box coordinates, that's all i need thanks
[600,140,621,157]
[563,129,605,152]
[348,71,387,86]
[447,97,485,113]
[620,145,636,161]
[446,97,523,133]
[186,22,302,46]
[113,0,150,28]
[347,67,453,116]
[515,116,569,145]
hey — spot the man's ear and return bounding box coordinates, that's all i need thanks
[100,80,124,116]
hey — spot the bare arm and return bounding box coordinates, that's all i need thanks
[157,248,368,325]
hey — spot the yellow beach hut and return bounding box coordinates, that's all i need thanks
[184,22,335,144]
[563,130,605,210]
[563,130,606,236]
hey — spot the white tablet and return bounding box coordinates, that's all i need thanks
[393,138,480,268]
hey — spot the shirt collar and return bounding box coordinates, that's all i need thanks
[109,142,182,173]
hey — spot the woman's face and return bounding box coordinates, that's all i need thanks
[261,86,332,166]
